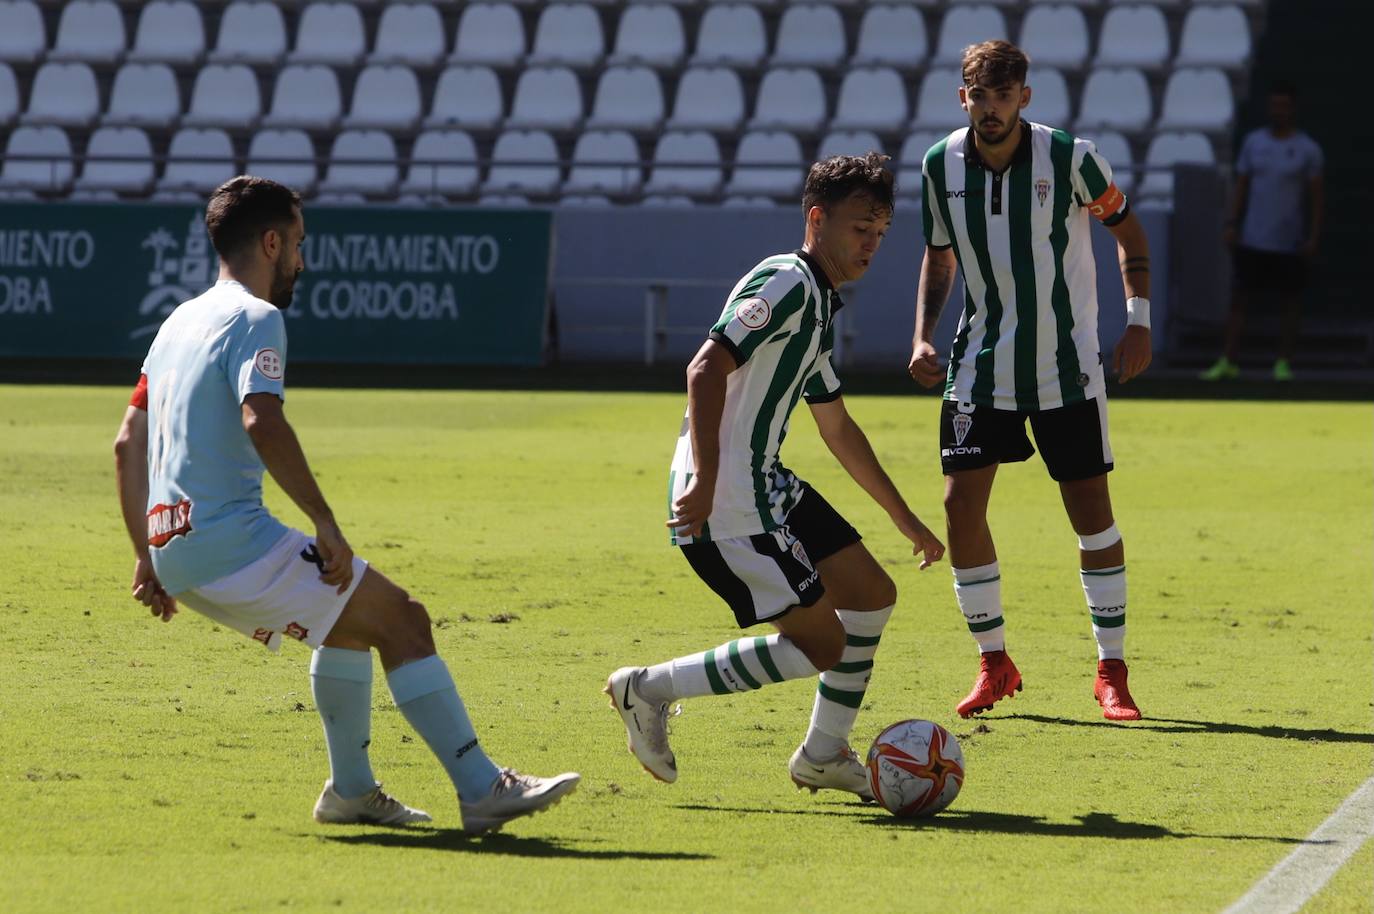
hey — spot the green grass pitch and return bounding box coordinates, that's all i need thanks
[2,385,1370,913]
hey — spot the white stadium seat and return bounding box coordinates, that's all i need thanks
[262,65,342,130]
[506,66,583,131]
[1138,131,1215,200]
[0,63,17,128]
[320,129,399,196]
[528,3,604,70]
[484,129,561,197]
[644,130,723,197]
[727,130,803,197]
[401,128,480,198]
[369,3,446,68]
[667,66,745,132]
[851,5,927,69]
[1,126,74,192]
[831,67,908,133]
[559,194,614,208]
[424,66,503,131]
[158,127,236,194]
[639,194,696,208]
[910,68,966,131]
[288,2,366,67]
[898,129,948,199]
[608,4,685,70]
[0,1,47,65]
[1028,68,1071,127]
[1158,67,1234,132]
[209,2,287,66]
[21,63,99,128]
[102,63,180,128]
[817,129,885,161]
[1019,5,1090,71]
[247,128,319,194]
[1095,6,1170,69]
[564,129,643,195]
[1076,68,1152,133]
[48,0,125,64]
[1176,5,1251,69]
[692,5,767,69]
[772,5,846,69]
[182,64,260,128]
[1082,129,1135,193]
[75,126,154,194]
[585,66,664,132]
[343,65,422,131]
[932,6,1008,66]
[749,67,827,134]
[127,1,204,65]
[449,4,526,68]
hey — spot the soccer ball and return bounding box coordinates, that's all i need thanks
[866,719,965,817]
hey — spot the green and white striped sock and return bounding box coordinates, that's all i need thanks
[954,562,1005,652]
[804,604,893,758]
[642,635,820,701]
[1082,564,1127,660]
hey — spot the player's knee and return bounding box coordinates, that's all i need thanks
[873,572,898,608]
[943,487,984,525]
[389,598,435,657]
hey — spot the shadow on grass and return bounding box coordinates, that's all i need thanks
[998,713,1374,744]
[312,830,714,860]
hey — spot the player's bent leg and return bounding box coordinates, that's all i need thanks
[323,567,435,670]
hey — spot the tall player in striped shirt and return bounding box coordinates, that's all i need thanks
[908,42,1152,721]
[607,154,945,799]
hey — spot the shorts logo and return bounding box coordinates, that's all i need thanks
[791,539,814,573]
[735,298,771,330]
[300,543,326,573]
[942,446,983,457]
[952,413,973,447]
[251,627,273,646]
[1035,177,1050,207]
[284,622,309,641]
[254,348,283,380]
[147,498,192,547]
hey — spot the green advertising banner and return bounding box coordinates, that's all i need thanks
[0,202,552,365]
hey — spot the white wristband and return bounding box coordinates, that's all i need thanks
[1126,296,1150,330]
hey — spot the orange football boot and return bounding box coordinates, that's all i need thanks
[1094,659,1142,721]
[955,650,1022,718]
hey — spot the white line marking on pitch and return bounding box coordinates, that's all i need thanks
[1222,775,1374,914]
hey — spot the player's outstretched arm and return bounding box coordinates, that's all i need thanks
[808,397,945,570]
[241,393,354,594]
[909,245,958,388]
[113,404,176,621]
[668,340,736,539]
[1107,210,1152,383]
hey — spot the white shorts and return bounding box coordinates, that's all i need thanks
[679,527,824,628]
[175,529,368,652]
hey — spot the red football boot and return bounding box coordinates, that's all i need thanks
[955,650,1022,718]
[1094,659,1142,721]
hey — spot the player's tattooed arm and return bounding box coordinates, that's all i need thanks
[909,245,958,388]
[1106,210,1151,301]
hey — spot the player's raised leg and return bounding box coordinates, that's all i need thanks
[326,567,579,833]
[1060,474,1141,721]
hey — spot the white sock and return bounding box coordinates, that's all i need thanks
[804,604,893,759]
[954,562,1005,653]
[1082,564,1127,660]
[642,634,820,701]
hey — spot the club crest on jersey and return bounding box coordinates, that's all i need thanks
[952,413,973,447]
[1035,178,1050,207]
[146,498,192,547]
[736,298,771,330]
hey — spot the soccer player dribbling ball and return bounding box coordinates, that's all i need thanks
[113,176,579,833]
[607,154,946,800]
[907,41,1152,721]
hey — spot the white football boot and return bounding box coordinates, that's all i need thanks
[788,744,875,803]
[604,666,678,783]
[460,768,581,835]
[313,781,432,825]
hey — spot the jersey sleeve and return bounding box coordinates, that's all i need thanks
[223,306,287,403]
[1072,138,1130,227]
[708,263,811,365]
[1235,133,1256,176]
[921,151,952,249]
[1304,138,1324,178]
[802,324,842,404]
[129,373,148,410]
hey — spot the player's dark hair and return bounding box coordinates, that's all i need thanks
[961,40,1029,89]
[1269,79,1298,101]
[802,152,895,214]
[204,175,301,260]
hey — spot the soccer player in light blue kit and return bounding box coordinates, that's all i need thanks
[114,176,578,833]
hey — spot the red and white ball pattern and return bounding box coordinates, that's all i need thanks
[866,719,965,817]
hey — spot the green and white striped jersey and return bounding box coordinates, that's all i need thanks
[668,251,843,546]
[922,121,1130,411]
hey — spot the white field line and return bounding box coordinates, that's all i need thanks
[1221,775,1374,914]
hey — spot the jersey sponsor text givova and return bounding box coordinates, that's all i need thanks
[668,252,843,546]
[922,121,1130,411]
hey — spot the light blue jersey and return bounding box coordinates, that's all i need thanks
[141,279,290,595]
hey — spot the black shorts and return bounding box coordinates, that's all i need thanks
[1234,246,1306,295]
[680,484,862,628]
[939,397,1114,482]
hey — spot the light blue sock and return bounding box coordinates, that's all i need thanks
[310,647,377,799]
[386,655,501,802]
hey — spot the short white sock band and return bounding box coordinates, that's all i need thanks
[1078,524,1121,552]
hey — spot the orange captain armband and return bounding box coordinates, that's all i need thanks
[1087,183,1127,224]
[130,374,148,410]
